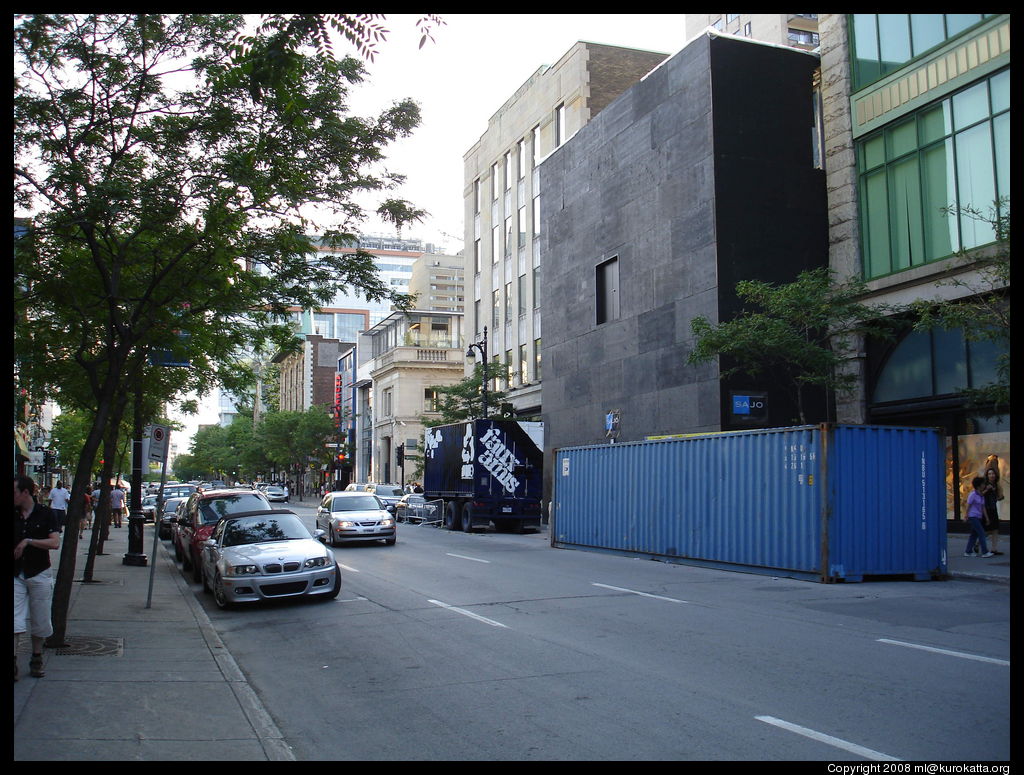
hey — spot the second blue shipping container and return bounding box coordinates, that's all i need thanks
[552,424,947,582]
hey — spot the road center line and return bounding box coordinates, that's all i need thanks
[877,639,1010,666]
[428,599,508,628]
[592,583,688,604]
[447,553,490,563]
[755,715,901,761]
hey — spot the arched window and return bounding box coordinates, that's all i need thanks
[872,326,1004,403]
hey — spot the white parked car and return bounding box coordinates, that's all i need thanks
[316,492,396,546]
[199,510,340,609]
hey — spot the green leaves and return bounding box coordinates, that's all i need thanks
[688,267,901,422]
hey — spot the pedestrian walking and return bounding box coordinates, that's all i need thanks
[48,480,70,533]
[982,465,1004,556]
[109,483,126,528]
[964,476,994,558]
[14,475,61,680]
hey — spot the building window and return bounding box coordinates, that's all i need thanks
[517,274,527,317]
[788,28,819,46]
[532,125,541,166]
[504,216,513,257]
[532,194,541,236]
[744,22,752,37]
[504,152,512,191]
[534,338,542,382]
[504,282,512,322]
[849,14,993,91]
[596,256,620,324]
[518,138,527,179]
[492,225,500,264]
[727,14,740,23]
[857,69,1009,279]
[473,178,481,214]
[491,162,500,200]
[519,345,528,384]
[533,267,541,309]
[474,238,481,274]
[492,290,500,328]
[424,388,439,413]
[555,103,566,147]
[518,205,527,248]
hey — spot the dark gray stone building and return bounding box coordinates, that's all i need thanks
[539,32,828,456]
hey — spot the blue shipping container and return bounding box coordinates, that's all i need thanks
[552,424,947,582]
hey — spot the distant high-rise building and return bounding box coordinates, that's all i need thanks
[684,13,820,50]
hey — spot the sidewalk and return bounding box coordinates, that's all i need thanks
[945,530,1011,585]
[13,522,1008,761]
[13,522,295,761]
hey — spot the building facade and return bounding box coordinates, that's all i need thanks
[273,334,352,414]
[409,253,465,314]
[362,311,466,485]
[463,41,671,420]
[818,13,1010,523]
[539,32,828,461]
[685,13,820,50]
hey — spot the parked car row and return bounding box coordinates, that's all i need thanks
[158,487,340,610]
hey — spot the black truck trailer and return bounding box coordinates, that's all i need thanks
[422,419,544,532]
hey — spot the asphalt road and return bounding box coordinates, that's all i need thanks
[181,501,1010,761]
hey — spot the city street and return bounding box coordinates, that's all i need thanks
[180,501,1010,761]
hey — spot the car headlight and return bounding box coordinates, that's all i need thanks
[381,518,394,527]
[304,556,329,568]
[336,520,355,528]
[227,564,259,576]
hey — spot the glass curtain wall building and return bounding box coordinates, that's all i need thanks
[822,14,1010,524]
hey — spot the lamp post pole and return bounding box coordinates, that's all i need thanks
[466,326,489,419]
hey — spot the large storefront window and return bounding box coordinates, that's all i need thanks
[870,327,1010,524]
[857,69,1009,279]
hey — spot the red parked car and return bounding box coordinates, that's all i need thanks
[175,489,271,582]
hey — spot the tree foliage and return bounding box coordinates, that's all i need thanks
[13,13,429,643]
[687,268,901,423]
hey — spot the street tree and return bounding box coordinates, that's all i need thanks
[14,13,427,644]
[687,268,901,424]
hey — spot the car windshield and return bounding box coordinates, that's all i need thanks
[370,486,402,496]
[162,499,183,513]
[332,495,382,512]
[199,494,270,524]
[221,514,310,547]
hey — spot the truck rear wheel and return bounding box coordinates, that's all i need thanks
[445,501,461,531]
[462,504,474,533]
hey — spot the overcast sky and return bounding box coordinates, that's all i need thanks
[344,13,691,251]
[177,14,693,448]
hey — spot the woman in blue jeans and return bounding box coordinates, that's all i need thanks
[965,476,994,558]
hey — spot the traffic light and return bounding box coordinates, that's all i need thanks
[396,444,404,466]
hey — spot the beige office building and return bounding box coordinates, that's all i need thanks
[684,13,820,50]
[463,41,670,418]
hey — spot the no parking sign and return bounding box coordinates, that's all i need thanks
[147,424,169,462]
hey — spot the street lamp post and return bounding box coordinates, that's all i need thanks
[466,326,489,419]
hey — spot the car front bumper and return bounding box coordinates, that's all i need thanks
[219,566,338,603]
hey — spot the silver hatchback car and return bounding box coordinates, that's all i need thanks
[316,492,397,546]
[199,510,340,609]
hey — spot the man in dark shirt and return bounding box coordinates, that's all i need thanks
[14,475,60,680]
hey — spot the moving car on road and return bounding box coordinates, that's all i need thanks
[265,484,288,502]
[316,491,396,546]
[361,483,404,514]
[199,509,340,609]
